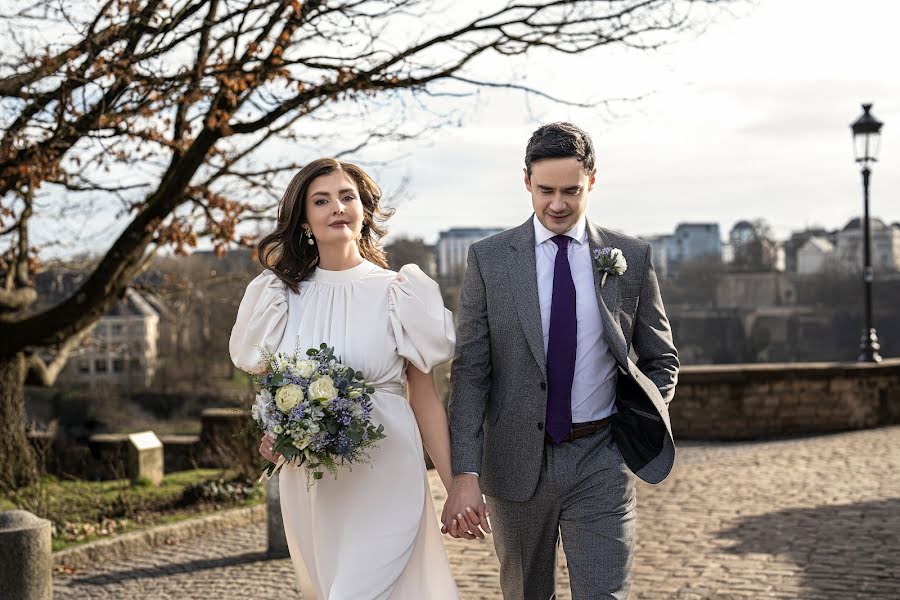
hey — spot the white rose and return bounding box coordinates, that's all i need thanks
[274,384,305,413]
[610,249,627,274]
[308,375,338,402]
[293,359,318,379]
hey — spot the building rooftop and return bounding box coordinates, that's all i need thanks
[803,236,835,253]
[30,266,159,318]
[675,223,719,232]
[107,288,159,318]
[842,217,888,231]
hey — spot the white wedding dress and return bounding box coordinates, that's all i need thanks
[229,260,459,600]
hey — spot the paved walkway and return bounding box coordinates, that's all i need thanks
[55,426,900,599]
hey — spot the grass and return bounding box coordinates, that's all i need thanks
[0,469,264,551]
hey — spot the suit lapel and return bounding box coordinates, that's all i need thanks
[586,221,629,369]
[508,217,547,378]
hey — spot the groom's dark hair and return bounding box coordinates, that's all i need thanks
[524,122,595,175]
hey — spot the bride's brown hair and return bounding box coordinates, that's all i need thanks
[257,158,394,293]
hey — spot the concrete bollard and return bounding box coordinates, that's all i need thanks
[0,510,52,600]
[265,472,290,558]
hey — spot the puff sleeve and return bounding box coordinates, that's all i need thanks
[229,270,289,374]
[388,264,456,373]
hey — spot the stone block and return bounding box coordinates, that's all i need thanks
[770,381,788,393]
[128,431,164,486]
[829,379,855,393]
[159,434,200,473]
[0,510,51,600]
[198,408,255,469]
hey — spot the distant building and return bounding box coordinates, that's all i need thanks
[436,228,503,277]
[384,238,436,277]
[721,241,734,265]
[667,223,722,273]
[60,289,160,387]
[34,266,161,388]
[727,220,754,268]
[729,220,755,250]
[727,220,783,273]
[643,234,671,278]
[773,243,787,272]
[797,236,835,275]
[835,217,900,273]
[783,227,836,273]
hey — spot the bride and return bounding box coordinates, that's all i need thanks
[229,158,479,599]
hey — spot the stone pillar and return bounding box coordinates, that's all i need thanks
[87,433,130,480]
[0,510,52,600]
[266,472,289,558]
[198,408,255,470]
[127,431,164,486]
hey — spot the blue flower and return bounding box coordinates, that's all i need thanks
[309,432,330,452]
[288,402,308,422]
[334,431,353,456]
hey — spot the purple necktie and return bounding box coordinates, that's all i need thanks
[546,235,576,444]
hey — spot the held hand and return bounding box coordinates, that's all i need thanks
[441,474,491,540]
[258,433,281,463]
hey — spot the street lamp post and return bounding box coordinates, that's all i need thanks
[850,103,884,363]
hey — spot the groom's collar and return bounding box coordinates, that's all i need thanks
[532,213,588,247]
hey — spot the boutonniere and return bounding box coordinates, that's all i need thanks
[593,246,627,287]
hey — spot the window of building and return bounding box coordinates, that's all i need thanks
[77,360,90,374]
[129,358,142,372]
[112,358,125,373]
[111,323,123,336]
[94,358,108,373]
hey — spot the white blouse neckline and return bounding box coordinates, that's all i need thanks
[309,259,378,284]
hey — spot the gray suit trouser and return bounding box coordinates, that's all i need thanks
[486,427,637,600]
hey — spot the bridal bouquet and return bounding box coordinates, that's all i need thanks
[251,342,386,485]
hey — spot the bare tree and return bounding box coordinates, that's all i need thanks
[0,0,732,487]
[385,237,434,276]
[732,219,780,273]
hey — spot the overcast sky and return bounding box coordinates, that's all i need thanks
[21,0,900,257]
[376,0,900,244]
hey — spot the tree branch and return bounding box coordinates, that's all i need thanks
[23,327,90,386]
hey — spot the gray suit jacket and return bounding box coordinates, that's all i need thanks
[449,216,679,502]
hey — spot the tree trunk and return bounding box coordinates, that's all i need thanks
[0,352,36,489]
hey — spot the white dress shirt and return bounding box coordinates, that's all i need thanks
[533,214,618,423]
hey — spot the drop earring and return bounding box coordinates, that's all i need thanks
[305,228,315,245]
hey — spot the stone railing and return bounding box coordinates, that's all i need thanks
[671,358,900,439]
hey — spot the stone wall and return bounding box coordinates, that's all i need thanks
[27,360,900,477]
[27,410,250,480]
[672,358,900,440]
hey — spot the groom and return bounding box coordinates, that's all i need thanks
[443,122,679,599]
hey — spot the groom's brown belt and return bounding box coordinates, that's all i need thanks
[550,416,612,443]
